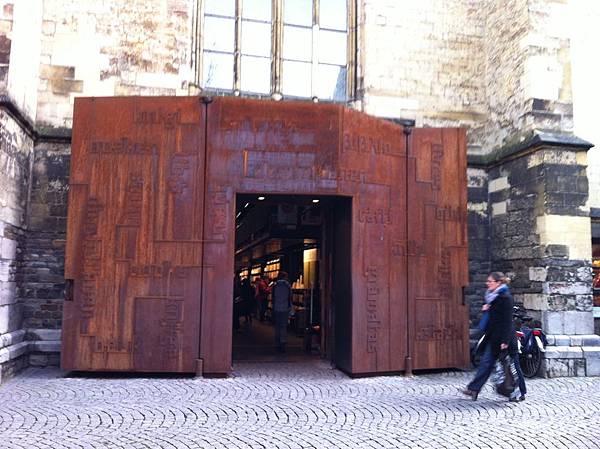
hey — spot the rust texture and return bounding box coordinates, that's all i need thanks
[63,96,468,375]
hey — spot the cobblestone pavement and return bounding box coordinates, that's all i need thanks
[1,361,600,449]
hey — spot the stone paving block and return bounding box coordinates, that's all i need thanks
[1,362,600,448]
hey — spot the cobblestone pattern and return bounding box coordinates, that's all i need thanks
[1,362,600,449]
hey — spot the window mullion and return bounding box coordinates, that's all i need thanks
[195,0,205,87]
[348,0,356,101]
[272,0,283,96]
[311,0,319,99]
[234,0,243,92]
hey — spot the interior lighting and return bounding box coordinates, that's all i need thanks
[244,202,250,208]
[312,199,320,203]
[258,196,265,201]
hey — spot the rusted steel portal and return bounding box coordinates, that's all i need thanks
[62,96,469,375]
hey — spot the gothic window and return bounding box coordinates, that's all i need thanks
[195,0,355,101]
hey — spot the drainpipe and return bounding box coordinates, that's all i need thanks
[403,124,413,377]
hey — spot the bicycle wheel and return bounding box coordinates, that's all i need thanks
[520,342,542,378]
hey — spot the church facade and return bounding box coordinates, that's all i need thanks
[1,0,599,382]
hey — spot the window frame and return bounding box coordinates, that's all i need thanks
[192,0,357,102]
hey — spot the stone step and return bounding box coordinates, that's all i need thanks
[546,334,600,347]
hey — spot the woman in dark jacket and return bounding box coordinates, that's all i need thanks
[463,271,526,401]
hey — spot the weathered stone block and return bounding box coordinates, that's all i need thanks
[0,329,25,350]
[565,311,595,335]
[581,335,600,346]
[583,347,600,376]
[575,295,593,312]
[550,335,570,346]
[488,176,509,193]
[0,341,28,364]
[542,357,586,378]
[0,281,17,306]
[542,310,595,335]
[0,303,23,334]
[523,293,547,310]
[529,267,547,282]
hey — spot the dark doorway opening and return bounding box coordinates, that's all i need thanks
[232,194,351,364]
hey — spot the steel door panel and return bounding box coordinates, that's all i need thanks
[62,97,205,372]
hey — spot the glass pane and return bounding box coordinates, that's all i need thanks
[319,0,347,30]
[204,16,235,53]
[202,51,234,90]
[241,21,271,57]
[317,64,346,101]
[282,61,312,97]
[241,56,271,94]
[318,30,346,65]
[283,25,312,62]
[242,0,271,21]
[284,0,312,26]
[205,0,235,17]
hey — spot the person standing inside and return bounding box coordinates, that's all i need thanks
[272,271,292,353]
[463,272,526,401]
[255,276,270,321]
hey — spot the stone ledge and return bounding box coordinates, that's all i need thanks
[467,131,593,167]
[547,334,600,347]
[0,341,28,364]
[29,341,60,353]
[544,346,583,359]
[0,329,25,350]
[26,328,61,341]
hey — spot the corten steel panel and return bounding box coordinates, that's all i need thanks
[202,97,408,375]
[341,109,408,374]
[202,97,345,374]
[407,128,469,370]
[62,97,205,372]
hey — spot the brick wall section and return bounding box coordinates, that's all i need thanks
[19,143,70,331]
[36,0,193,129]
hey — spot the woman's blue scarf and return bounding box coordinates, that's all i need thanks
[479,284,508,331]
[484,283,508,304]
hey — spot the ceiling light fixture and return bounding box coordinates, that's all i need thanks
[312,199,320,203]
[258,196,265,201]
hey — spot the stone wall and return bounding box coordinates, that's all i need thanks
[465,167,491,326]
[359,0,487,153]
[487,138,598,376]
[19,143,69,340]
[36,0,193,130]
[0,109,34,383]
[571,0,600,208]
[0,1,13,93]
[482,0,573,153]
